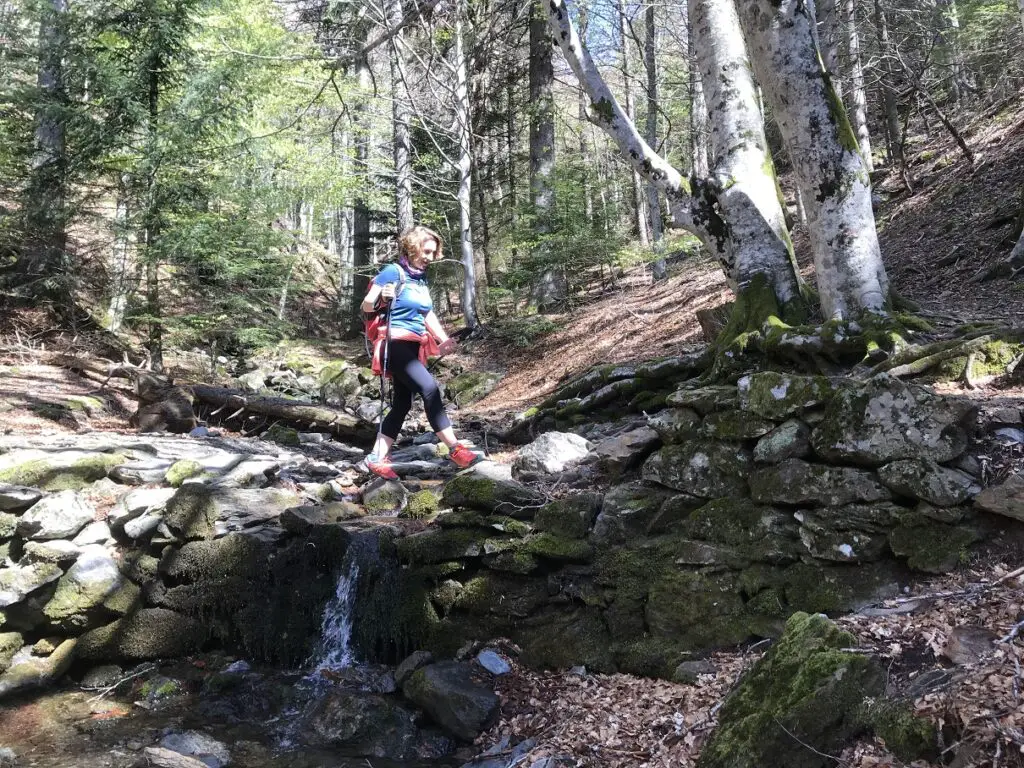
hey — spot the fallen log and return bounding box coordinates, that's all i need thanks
[190,384,374,442]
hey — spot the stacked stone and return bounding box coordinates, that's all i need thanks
[394,373,1020,680]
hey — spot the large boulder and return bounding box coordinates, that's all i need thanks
[42,546,137,631]
[642,439,752,498]
[738,372,835,420]
[811,378,974,466]
[308,691,421,759]
[592,427,661,477]
[442,464,546,518]
[402,660,499,741]
[163,486,301,540]
[16,490,96,540]
[0,450,124,492]
[514,432,592,475]
[698,613,886,768]
[77,608,204,660]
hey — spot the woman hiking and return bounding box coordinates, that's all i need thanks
[361,225,482,480]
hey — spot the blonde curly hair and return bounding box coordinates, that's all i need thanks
[398,225,444,262]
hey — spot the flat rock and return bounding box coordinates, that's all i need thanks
[641,439,752,498]
[159,731,231,768]
[738,372,835,420]
[593,427,660,477]
[0,562,63,608]
[20,540,81,565]
[877,459,979,506]
[753,419,811,464]
[974,473,1024,522]
[16,490,96,541]
[0,485,42,513]
[514,432,592,475]
[749,459,891,507]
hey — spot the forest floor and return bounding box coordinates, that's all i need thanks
[1,100,1024,768]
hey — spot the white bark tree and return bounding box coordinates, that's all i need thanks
[453,3,479,328]
[386,0,415,234]
[644,0,666,280]
[737,0,889,319]
[1019,0,1024,36]
[545,0,804,319]
[617,0,648,246]
[843,0,872,171]
[106,175,134,333]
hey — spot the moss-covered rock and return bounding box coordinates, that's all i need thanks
[591,482,678,545]
[646,408,702,443]
[701,410,775,441]
[535,493,602,539]
[517,607,615,673]
[442,466,546,518]
[395,527,488,564]
[749,459,891,507]
[402,661,499,741]
[697,612,885,768]
[888,522,980,573]
[263,424,301,446]
[645,571,751,650]
[401,489,441,519]
[525,533,594,563]
[77,608,205,660]
[642,439,752,498]
[159,534,270,582]
[811,378,974,466]
[780,562,901,614]
[866,700,938,762]
[445,371,502,405]
[482,547,539,574]
[0,452,126,492]
[679,498,802,564]
[163,486,218,540]
[797,515,889,563]
[738,372,835,420]
[0,632,21,673]
[877,458,978,506]
[0,512,17,539]
[165,460,203,487]
[665,386,739,415]
[451,573,548,619]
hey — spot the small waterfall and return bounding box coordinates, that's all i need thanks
[310,555,360,672]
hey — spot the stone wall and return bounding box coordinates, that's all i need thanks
[395,373,1018,679]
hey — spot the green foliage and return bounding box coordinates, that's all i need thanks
[489,315,558,348]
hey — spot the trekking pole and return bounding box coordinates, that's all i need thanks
[376,288,396,444]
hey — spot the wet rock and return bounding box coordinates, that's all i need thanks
[43,545,132,630]
[158,534,268,583]
[0,638,76,699]
[698,613,885,768]
[280,502,364,534]
[749,459,891,507]
[0,485,42,513]
[163,486,301,540]
[403,661,500,741]
[514,432,592,475]
[110,459,174,485]
[77,608,204,660]
[395,650,434,687]
[0,562,63,608]
[877,459,979,506]
[80,663,124,689]
[642,439,752,498]
[974,473,1024,522]
[753,419,811,464]
[738,372,835,420]
[159,731,230,768]
[308,691,420,760]
[16,490,96,541]
[811,377,974,466]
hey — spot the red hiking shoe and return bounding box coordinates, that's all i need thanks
[365,454,399,480]
[448,442,483,469]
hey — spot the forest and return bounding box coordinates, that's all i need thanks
[2,0,1024,767]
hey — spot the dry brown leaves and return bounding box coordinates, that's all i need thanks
[477,561,1024,768]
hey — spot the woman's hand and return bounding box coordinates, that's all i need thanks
[380,282,397,302]
[438,338,457,355]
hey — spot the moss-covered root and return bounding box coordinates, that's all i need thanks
[715,273,808,354]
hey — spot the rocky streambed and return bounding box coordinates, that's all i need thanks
[2,369,1024,766]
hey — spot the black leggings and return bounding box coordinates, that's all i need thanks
[380,339,451,439]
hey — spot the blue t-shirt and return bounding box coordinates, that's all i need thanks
[373,263,432,335]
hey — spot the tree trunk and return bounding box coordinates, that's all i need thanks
[688,6,709,180]
[843,0,872,171]
[387,0,414,234]
[530,0,564,312]
[819,0,843,90]
[547,0,804,320]
[350,52,372,337]
[22,0,68,292]
[1019,0,1024,36]
[578,4,594,222]
[873,0,904,169]
[738,0,889,319]
[144,46,163,372]
[617,0,649,246]
[106,175,134,334]
[506,81,519,265]
[454,6,479,329]
[644,0,666,279]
